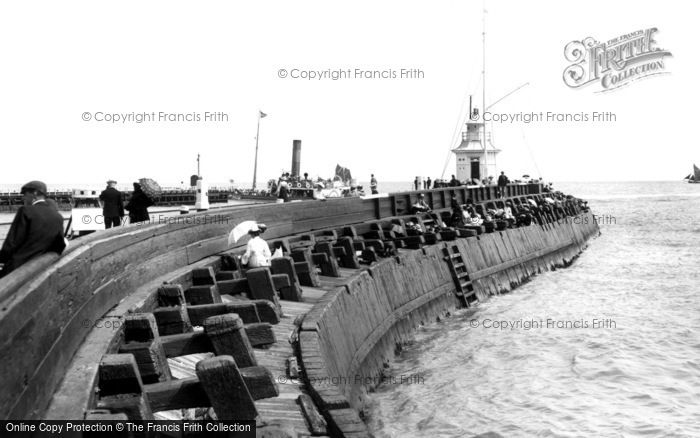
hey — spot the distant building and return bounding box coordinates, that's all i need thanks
[451,113,500,183]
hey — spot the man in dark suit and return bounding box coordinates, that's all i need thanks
[497,171,509,197]
[99,179,124,229]
[0,181,66,278]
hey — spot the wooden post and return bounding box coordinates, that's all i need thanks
[96,354,153,420]
[335,236,360,269]
[185,285,221,305]
[157,284,186,307]
[204,314,257,368]
[245,268,283,317]
[153,306,192,335]
[191,267,216,286]
[195,356,258,421]
[290,248,320,287]
[271,257,303,301]
[314,241,340,277]
[118,314,172,384]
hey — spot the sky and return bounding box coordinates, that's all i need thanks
[0,0,696,188]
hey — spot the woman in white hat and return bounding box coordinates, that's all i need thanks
[241,224,271,267]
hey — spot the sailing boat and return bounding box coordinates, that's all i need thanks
[685,164,700,184]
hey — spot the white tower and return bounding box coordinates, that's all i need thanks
[452,110,500,184]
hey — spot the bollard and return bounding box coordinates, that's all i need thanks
[204,314,257,368]
[96,354,154,420]
[119,314,172,384]
[271,257,303,301]
[195,356,258,421]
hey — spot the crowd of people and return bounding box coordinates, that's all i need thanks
[447,189,589,230]
[402,184,589,238]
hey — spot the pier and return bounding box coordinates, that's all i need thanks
[0,183,598,436]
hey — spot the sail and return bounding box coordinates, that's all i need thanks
[335,164,352,183]
[694,164,700,181]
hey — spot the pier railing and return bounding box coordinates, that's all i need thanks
[0,182,541,419]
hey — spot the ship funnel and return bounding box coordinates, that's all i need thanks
[291,140,302,177]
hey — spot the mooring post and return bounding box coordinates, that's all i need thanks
[204,313,258,368]
[271,256,303,301]
[157,284,186,307]
[118,314,172,384]
[245,267,283,316]
[335,236,360,269]
[96,354,154,420]
[195,356,258,421]
[291,248,321,287]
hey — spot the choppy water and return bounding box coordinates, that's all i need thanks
[366,181,700,437]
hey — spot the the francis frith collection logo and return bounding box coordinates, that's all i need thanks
[563,28,672,92]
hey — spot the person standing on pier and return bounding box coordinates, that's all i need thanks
[497,171,510,198]
[370,174,378,194]
[0,181,66,278]
[125,182,153,224]
[277,180,290,203]
[426,177,432,189]
[99,180,125,229]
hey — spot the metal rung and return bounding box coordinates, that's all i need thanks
[458,272,470,279]
[453,262,465,269]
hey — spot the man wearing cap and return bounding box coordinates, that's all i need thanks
[99,180,124,229]
[0,181,66,278]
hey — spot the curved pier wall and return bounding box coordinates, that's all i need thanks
[298,212,599,433]
[0,183,539,419]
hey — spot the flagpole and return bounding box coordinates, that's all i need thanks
[252,112,261,190]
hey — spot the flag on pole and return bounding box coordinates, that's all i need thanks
[259,111,267,118]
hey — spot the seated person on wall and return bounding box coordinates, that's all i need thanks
[504,202,516,227]
[404,221,424,235]
[0,181,67,278]
[450,196,464,225]
[515,205,533,226]
[465,207,483,226]
[411,193,431,214]
[241,224,271,268]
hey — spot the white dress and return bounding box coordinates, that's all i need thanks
[241,236,271,267]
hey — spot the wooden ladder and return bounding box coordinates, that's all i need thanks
[442,244,477,307]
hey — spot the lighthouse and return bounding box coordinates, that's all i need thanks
[452,108,500,184]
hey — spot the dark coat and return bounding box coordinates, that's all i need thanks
[126,190,153,223]
[99,187,125,218]
[0,201,66,277]
[498,174,509,187]
[278,185,290,202]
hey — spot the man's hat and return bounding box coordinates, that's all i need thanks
[107,179,117,184]
[20,180,47,195]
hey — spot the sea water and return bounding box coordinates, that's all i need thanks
[365,181,700,437]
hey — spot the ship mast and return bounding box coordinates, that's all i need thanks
[481,1,488,181]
